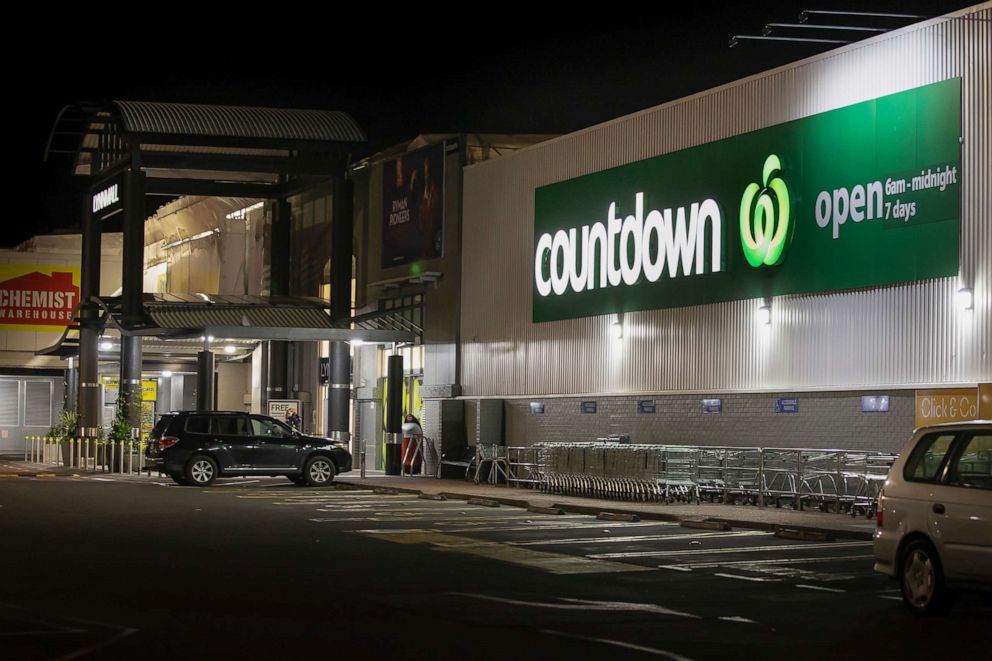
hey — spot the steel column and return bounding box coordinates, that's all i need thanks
[326,341,350,440]
[196,349,215,412]
[384,354,403,475]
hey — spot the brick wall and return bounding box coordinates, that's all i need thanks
[498,390,915,453]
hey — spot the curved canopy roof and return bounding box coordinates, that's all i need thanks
[113,101,366,143]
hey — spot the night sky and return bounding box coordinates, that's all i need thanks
[14,1,976,248]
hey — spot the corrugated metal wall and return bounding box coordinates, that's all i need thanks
[461,6,992,397]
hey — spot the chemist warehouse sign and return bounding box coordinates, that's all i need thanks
[533,78,961,322]
[0,265,81,330]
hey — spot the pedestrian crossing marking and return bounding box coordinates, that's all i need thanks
[354,529,654,575]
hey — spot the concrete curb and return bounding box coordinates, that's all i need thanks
[680,520,732,531]
[334,480,875,542]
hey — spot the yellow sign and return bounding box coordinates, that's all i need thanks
[915,388,980,428]
[0,264,81,332]
[102,377,158,401]
[981,384,992,420]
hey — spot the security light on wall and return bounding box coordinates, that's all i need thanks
[956,287,974,311]
[99,340,113,351]
[612,314,624,340]
[757,305,772,325]
[162,371,173,378]
[224,345,236,354]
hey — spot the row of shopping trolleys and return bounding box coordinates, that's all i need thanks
[506,443,896,517]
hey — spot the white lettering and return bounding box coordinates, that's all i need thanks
[550,230,570,296]
[850,185,865,222]
[642,210,667,282]
[666,206,695,278]
[587,222,608,290]
[619,194,644,286]
[606,203,623,287]
[534,193,723,297]
[92,184,120,214]
[815,191,831,229]
[568,227,589,293]
[695,198,722,274]
[831,188,849,239]
[534,234,553,297]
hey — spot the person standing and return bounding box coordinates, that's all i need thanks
[401,413,424,475]
[285,408,302,432]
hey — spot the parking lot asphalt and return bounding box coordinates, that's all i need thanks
[1,475,988,660]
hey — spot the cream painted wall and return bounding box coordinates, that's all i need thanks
[216,362,250,412]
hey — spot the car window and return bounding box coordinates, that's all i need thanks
[252,417,290,438]
[210,416,249,436]
[185,415,210,434]
[903,433,957,483]
[151,414,175,439]
[948,434,992,490]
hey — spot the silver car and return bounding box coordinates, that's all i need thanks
[874,421,992,614]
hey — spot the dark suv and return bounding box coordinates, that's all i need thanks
[146,411,352,487]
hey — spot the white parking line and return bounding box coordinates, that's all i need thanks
[590,541,868,559]
[512,530,766,547]
[795,584,846,593]
[540,629,696,661]
[718,616,759,624]
[713,573,779,582]
[450,593,700,619]
[662,554,874,571]
[441,520,671,534]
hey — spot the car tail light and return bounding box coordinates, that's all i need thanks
[876,489,885,527]
[159,437,180,451]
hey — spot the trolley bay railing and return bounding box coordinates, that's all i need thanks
[507,442,895,517]
[23,436,148,475]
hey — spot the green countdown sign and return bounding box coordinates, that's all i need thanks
[533,78,961,323]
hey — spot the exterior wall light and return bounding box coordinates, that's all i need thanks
[162,370,173,378]
[224,345,236,354]
[757,305,772,325]
[99,340,113,351]
[611,317,624,340]
[956,287,973,310]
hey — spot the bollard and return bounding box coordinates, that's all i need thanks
[76,438,82,469]
[795,450,803,511]
[68,438,74,468]
[118,441,124,474]
[138,442,145,475]
[758,450,766,508]
[128,441,133,475]
[24,436,28,462]
[360,444,367,479]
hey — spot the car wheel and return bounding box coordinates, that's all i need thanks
[185,455,218,487]
[901,539,952,615]
[169,472,188,486]
[304,455,336,487]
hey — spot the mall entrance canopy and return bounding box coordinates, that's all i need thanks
[46,100,367,438]
[38,294,417,425]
